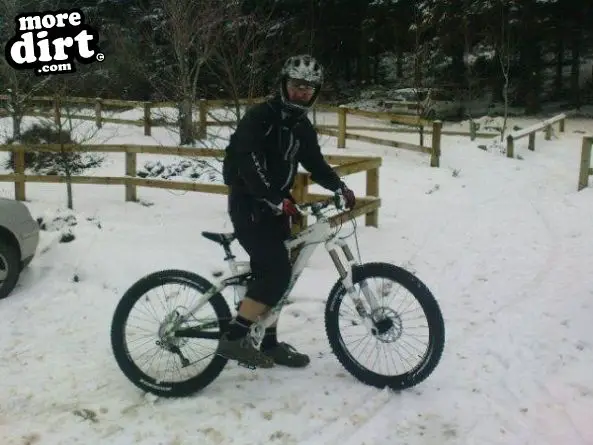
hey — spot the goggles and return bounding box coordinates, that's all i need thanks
[287,78,317,93]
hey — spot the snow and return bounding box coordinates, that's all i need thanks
[1,106,593,445]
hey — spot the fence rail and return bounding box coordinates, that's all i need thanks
[0,144,382,231]
[578,136,593,191]
[0,94,447,166]
[316,105,442,167]
[0,94,271,137]
[505,113,566,157]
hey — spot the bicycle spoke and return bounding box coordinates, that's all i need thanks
[337,276,431,378]
[123,281,221,384]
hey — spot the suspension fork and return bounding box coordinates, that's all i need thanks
[327,239,380,317]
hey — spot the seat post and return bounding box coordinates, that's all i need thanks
[223,244,235,261]
[224,245,239,275]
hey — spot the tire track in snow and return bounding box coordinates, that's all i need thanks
[496,197,561,305]
[295,387,393,445]
[450,195,562,343]
[288,189,533,444]
[322,392,402,445]
[292,193,565,445]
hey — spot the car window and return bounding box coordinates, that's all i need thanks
[431,90,455,101]
[392,89,432,102]
[414,91,428,101]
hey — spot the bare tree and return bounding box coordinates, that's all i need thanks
[408,4,444,146]
[497,0,512,142]
[411,9,428,88]
[206,2,280,126]
[135,0,226,145]
[0,0,56,139]
[29,78,113,210]
[462,1,474,118]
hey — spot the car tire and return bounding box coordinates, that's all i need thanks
[0,240,20,299]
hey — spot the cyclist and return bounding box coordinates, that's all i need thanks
[219,54,356,368]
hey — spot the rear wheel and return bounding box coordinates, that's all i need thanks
[325,262,445,390]
[110,269,232,397]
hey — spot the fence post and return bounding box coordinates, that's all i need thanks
[559,118,565,133]
[545,124,552,140]
[198,99,207,139]
[528,132,535,151]
[337,105,347,148]
[419,124,425,147]
[506,135,514,158]
[430,120,442,167]
[470,121,477,141]
[95,97,102,128]
[291,173,309,234]
[578,136,592,191]
[143,102,151,136]
[14,147,25,201]
[365,166,379,227]
[125,149,137,201]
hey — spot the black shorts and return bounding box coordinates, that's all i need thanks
[228,192,292,306]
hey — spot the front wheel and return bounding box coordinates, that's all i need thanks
[325,262,445,390]
[0,240,20,299]
[110,269,232,397]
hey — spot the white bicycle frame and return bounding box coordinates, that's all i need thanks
[180,199,382,345]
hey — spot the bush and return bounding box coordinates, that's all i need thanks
[3,123,103,174]
[4,124,74,171]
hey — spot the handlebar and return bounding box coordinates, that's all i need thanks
[296,192,346,217]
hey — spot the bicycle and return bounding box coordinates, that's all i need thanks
[110,193,445,398]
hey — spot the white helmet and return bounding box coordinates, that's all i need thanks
[279,54,323,112]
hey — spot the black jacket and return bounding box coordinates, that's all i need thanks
[224,95,344,207]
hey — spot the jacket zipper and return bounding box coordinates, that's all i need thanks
[281,129,298,191]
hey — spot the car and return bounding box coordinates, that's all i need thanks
[384,87,494,120]
[0,197,40,299]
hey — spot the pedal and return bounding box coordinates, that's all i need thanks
[237,361,256,370]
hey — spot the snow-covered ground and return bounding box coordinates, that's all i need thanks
[0,107,592,445]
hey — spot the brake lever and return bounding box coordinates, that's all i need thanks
[333,192,346,210]
[295,204,311,216]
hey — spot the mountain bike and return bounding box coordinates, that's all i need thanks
[110,193,445,398]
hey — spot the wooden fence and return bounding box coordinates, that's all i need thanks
[0,144,381,231]
[577,136,593,191]
[505,113,566,158]
[1,94,444,166]
[314,104,442,167]
[0,94,263,138]
[359,120,500,140]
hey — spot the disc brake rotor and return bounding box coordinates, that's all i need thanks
[371,307,403,343]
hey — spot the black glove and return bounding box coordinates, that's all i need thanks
[272,198,300,217]
[337,184,355,209]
